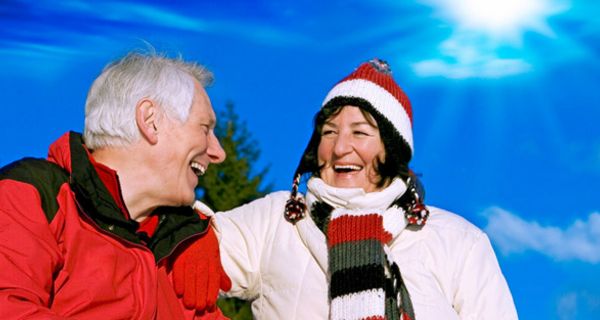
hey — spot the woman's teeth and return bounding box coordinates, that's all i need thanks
[334,164,361,173]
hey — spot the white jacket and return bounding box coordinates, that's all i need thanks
[207,187,518,320]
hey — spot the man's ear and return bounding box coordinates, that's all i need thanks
[136,98,160,145]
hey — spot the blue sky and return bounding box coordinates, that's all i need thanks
[1,0,599,318]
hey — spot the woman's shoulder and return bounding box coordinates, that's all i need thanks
[395,205,492,269]
[420,205,486,243]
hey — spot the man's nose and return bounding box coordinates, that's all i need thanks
[208,133,226,164]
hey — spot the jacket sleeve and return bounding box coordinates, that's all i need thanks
[0,180,68,319]
[453,232,519,320]
[212,192,286,301]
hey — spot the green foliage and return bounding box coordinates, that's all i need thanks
[197,101,271,211]
[196,102,270,319]
[216,297,253,320]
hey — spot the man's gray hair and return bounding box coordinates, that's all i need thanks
[83,51,213,149]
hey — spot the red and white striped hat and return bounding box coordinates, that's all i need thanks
[321,58,414,156]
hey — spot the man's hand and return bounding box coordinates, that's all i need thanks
[172,220,231,313]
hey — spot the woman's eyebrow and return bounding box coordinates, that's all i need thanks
[350,121,378,128]
[323,121,338,128]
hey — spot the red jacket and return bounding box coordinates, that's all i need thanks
[0,132,222,319]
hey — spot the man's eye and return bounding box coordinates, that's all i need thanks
[200,125,210,133]
[354,130,369,136]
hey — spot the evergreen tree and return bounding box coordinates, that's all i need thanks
[196,101,270,319]
[197,101,271,211]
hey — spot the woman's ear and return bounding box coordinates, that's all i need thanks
[136,98,159,145]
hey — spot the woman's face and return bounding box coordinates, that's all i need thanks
[317,106,386,192]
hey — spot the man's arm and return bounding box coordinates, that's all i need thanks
[0,179,66,319]
[170,213,231,315]
[172,192,286,312]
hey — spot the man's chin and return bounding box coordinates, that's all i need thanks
[172,189,196,207]
[182,194,196,207]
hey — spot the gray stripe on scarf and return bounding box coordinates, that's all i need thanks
[329,239,386,274]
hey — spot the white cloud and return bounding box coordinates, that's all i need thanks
[93,2,308,46]
[412,58,530,79]
[411,33,532,79]
[4,1,307,51]
[483,207,600,263]
[0,42,83,57]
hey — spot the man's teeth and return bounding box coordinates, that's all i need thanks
[334,165,361,172]
[191,162,206,176]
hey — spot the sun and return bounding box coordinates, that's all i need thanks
[436,0,564,43]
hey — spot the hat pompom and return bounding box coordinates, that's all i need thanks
[404,172,429,227]
[368,58,392,75]
[284,173,307,223]
[284,196,307,223]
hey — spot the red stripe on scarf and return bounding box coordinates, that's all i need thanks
[328,213,392,247]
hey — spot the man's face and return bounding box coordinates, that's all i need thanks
[159,80,225,206]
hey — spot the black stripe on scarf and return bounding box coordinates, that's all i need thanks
[330,264,386,298]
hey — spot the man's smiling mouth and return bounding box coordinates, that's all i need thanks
[190,161,206,176]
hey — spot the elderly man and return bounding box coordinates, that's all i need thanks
[0,52,230,319]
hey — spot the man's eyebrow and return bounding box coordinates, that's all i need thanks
[207,117,216,128]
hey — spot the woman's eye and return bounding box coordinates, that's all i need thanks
[322,129,335,136]
[354,130,369,136]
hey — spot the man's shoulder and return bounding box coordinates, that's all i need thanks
[1,157,70,221]
[1,157,68,183]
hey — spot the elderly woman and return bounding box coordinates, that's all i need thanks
[176,59,518,319]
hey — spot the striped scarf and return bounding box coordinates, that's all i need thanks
[327,208,414,320]
[305,178,415,320]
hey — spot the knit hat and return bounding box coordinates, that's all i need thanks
[322,58,414,157]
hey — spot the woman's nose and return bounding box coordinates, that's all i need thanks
[332,133,352,156]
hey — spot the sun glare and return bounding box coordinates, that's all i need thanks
[445,0,560,41]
